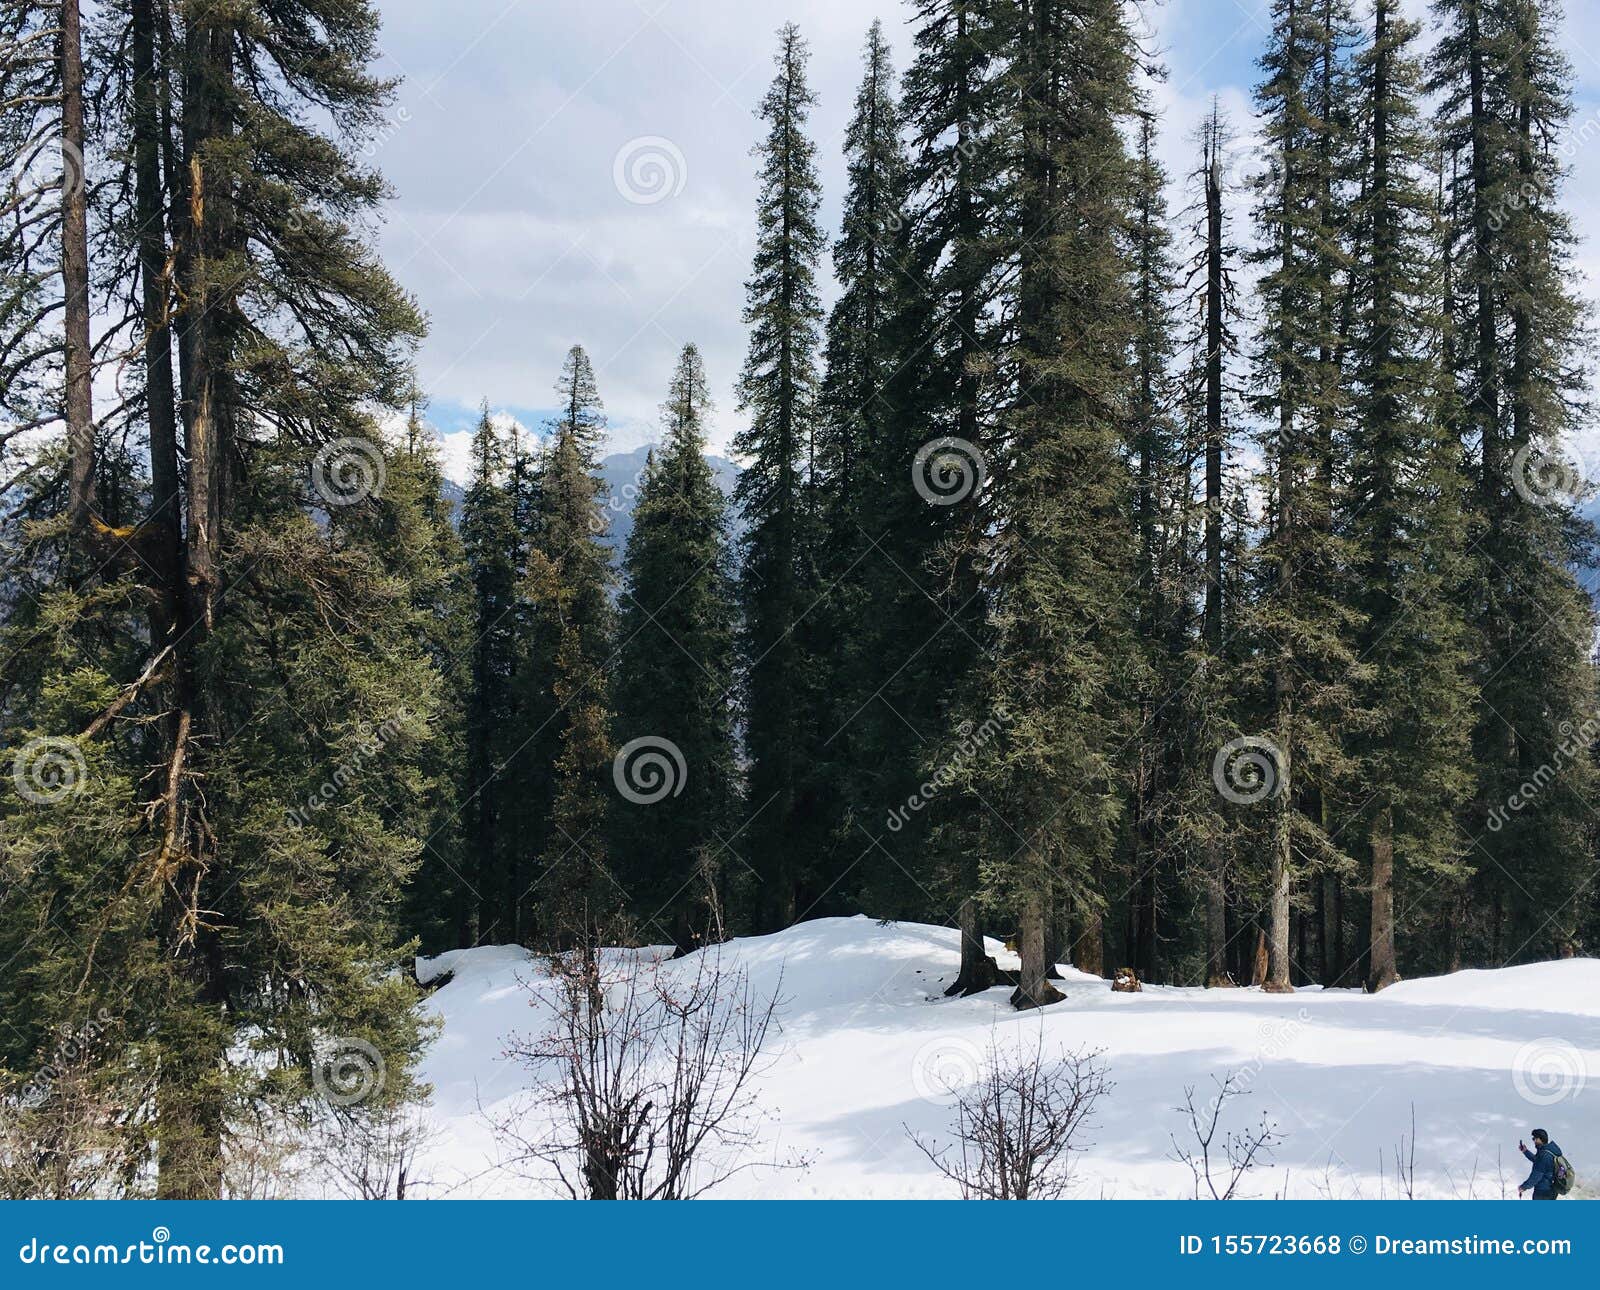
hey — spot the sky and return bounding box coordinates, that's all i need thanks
[365,0,1600,484]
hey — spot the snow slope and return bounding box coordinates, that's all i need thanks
[412,916,1599,1199]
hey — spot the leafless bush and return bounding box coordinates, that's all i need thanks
[907,1031,1111,1199]
[0,1029,144,1199]
[311,1101,436,1199]
[1170,1071,1282,1199]
[493,946,791,1199]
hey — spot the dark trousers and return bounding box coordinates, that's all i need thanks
[1532,1191,1557,1200]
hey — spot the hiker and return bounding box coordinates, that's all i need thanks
[1517,1129,1565,1200]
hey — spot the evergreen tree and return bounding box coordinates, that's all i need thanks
[526,346,617,946]
[612,344,740,950]
[950,0,1141,1008]
[1247,0,1362,990]
[460,407,521,944]
[1431,0,1600,964]
[1344,0,1475,990]
[809,21,911,910]
[733,24,825,931]
[885,0,1012,991]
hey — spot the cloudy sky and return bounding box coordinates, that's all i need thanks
[365,0,1600,483]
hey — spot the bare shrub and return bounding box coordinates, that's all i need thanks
[493,946,791,1199]
[1170,1071,1282,1199]
[313,1102,436,1199]
[908,1030,1112,1199]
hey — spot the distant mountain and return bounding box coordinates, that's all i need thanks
[437,446,740,563]
[597,444,742,557]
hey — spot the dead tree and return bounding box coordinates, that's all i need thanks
[908,1031,1111,1199]
[496,947,791,1199]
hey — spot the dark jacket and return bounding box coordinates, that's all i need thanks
[1521,1141,1563,1198]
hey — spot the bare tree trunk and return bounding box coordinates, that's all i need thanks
[1263,743,1294,992]
[1010,889,1063,1011]
[1366,805,1399,992]
[1205,840,1232,986]
[946,896,998,996]
[61,0,94,533]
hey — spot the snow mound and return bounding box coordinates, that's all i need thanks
[412,916,1599,1199]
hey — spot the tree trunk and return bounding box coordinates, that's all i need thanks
[1071,907,1103,978]
[1330,876,1346,985]
[1010,889,1063,1011]
[61,0,94,533]
[1366,805,1399,992]
[946,896,998,996]
[1263,743,1294,992]
[1204,839,1231,986]
[154,11,237,1201]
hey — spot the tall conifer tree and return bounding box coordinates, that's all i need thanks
[733,24,825,931]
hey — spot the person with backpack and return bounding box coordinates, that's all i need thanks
[1518,1130,1572,1199]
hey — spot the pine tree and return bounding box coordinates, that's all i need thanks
[526,346,617,946]
[0,0,433,1196]
[612,344,739,949]
[1247,0,1362,991]
[809,21,911,910]
[460,407,521,944]
[1344,0,1475,991]
[885,0,1012,989]
[950,0,1141,1008]
[1431,0,1599,964]
[733,24,825,932]
[382,396,474,955]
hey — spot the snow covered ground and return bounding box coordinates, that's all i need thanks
[412,916,1598,1199]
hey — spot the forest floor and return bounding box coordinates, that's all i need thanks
[410,916,1599,1199]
